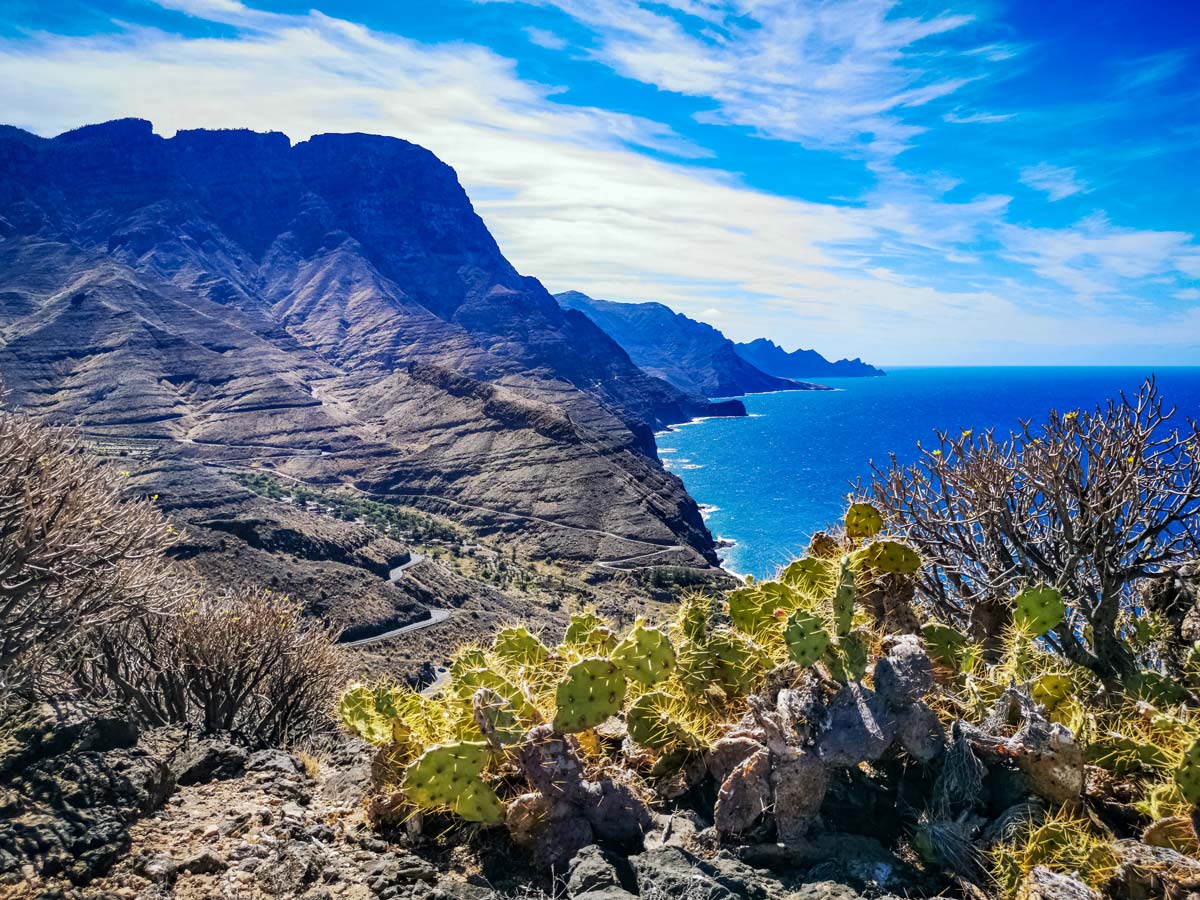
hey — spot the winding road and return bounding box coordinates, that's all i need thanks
[340,553,454,648]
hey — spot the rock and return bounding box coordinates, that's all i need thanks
[134,852,177,883]
[363,851,439,893]
[0,701,174,884]
[180,848,228,875]
[817,684,896,767]
[785,883,870,900]
[256,840,328,894]
[872,635,934,711]
[174,738,248,785]
[1109,839,1200,900]
[248,749,303,776]
[1019,866,1101,900]
[632,846,784,900]
[715,749,772,837]
[567,845,637,899]
[771,753,830,845]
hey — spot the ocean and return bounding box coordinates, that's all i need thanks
[657,367,1200,579]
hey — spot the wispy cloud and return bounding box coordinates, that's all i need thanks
[479,0,994,162]
[0,0,1196,364]
[1019,162,1090,202]
[524,26,567,50]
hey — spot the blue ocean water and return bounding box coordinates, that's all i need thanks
[658,367,1200,579]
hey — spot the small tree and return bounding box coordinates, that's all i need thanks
[866,378,1200,682]
[0,406,174,701]
[70,587,348,745]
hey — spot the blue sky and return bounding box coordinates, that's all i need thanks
[1,0,1198,364]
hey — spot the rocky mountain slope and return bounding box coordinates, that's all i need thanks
[556,291,825,398]
[735,338,884,379]
[0,119,741,638]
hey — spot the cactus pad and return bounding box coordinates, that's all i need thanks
[727,585,773,635]
[1031,673,1073,714]
[553,658,626,733]
[783,609,831,667]
[626,690,699,750]
[832,557,856,637]
[1013,585,1066,638]
[825,630,870,682]
[613,623,676,686]
[493,626,550,667]
[403,742,503,823]
[562,613,617,654]
[454,667,537,720]
[707,628,763,697]
[921,622,969,674]
[675,641,720,698]
[450,647,489,678]
[337,684,393,745]
[1175,738,1200,805]
[844,502,884,539]
[472,688,524,749]
[677,593,713,642]
[781,557,833,595]
[857,540,921,575]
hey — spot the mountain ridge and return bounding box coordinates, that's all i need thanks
[735,337,885,379]
[0,119,741,640]
[555,290,829,398]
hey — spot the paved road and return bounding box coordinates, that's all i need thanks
[341,606,450,648]
[341,553,452,648]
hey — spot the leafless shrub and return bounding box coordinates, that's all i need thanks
[0,406,174,703]
[865,377,1200,681]
[70,587,348,745]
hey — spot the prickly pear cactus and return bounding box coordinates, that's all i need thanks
[1013,585,1066,638]
[728,585,774,635]
[613,622,676,686]
[857,539,921,575]
[707,628,764,698]
[921,622,969,674]
[825,630,870,682]
[450,647,489,678]
[554,658,626,733]
[493,626,550,667]
[454,666,537,720]
[783,609,831,667]
[832,556,856,637]
[337,684,393,745]
[675,641,720,698]
[626,690,699,750]
[1031,672,1073,716]
[1176,738,1200,805]
[403,742,503,823]
[562,613,618,654]
[781,557,833,595]
[677,593,713,643]
[472,688,524,749]
[845,502,884,539]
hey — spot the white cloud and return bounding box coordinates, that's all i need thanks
[0,1,1196,364]
[524,26,567,50]
[1000,215,1196,296]
[1019,162,1090,201]
[478,0,992,161]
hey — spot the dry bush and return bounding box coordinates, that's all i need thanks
[70,587,348,746]
[0,406,174,702]
[866,377,1200,682]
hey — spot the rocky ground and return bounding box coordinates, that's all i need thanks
[0,701,913,900]
[6,700,1199,900]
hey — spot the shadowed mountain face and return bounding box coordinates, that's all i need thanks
[555,291,827,398]
[734,338,885,379]
[0,119,739,607]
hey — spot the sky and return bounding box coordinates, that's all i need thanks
[0,0,1198,365]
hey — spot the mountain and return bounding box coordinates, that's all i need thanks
[555,291,826,398]
[734,338,885,379]
[0,119,740,636]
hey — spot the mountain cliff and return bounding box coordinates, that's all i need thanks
[735,338,885,378]
[555,291,826,398]
[0,119,739,631]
